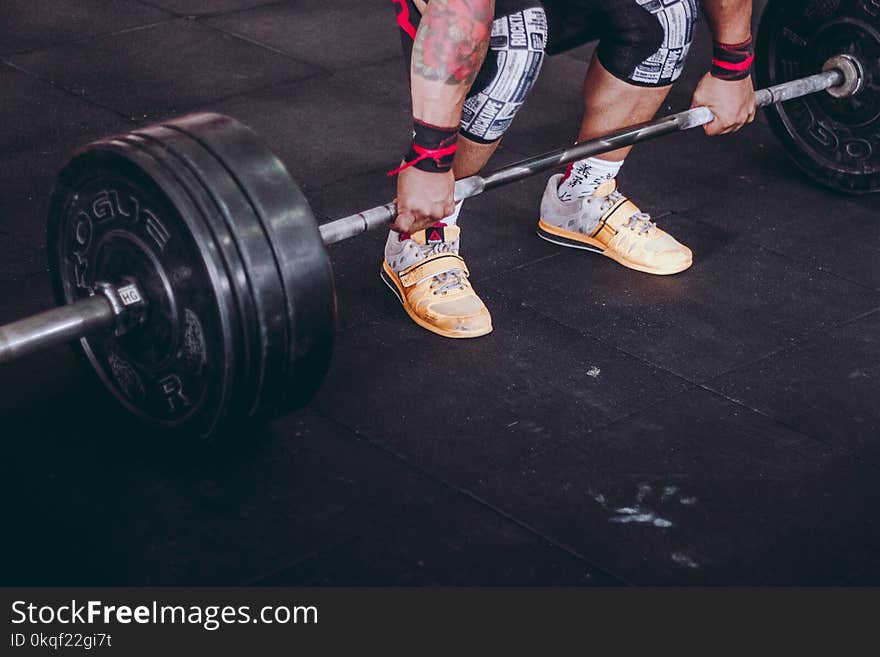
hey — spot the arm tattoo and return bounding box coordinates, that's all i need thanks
[412,0,494,86]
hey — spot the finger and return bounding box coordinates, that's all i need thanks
[429,204,451,224]
[432,201,454,221]
[412,216,434,233]
[423,205,445,225]
[392,210,414,234]
[704,121,723,136]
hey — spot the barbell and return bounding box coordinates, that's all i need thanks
[0,3,876,440]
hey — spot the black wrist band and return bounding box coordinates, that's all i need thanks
[711,37,754,81]
[389,120,458,176]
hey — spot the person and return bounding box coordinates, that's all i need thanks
[385,0,756,338]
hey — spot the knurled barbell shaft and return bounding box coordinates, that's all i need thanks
[0,295,115,365]
[318,68,844,246]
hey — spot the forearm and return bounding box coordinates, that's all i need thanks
[691,0,756,135]
[701,0,752,43]
[411,0,494,126]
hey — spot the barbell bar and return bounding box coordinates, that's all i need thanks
[0,53,869,439]
[0,59,851,363]
[320,61,850,245]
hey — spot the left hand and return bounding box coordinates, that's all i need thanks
[690,73,757,136]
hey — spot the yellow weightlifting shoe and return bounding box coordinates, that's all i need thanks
[537,176,693,275]
[381,224,492,339]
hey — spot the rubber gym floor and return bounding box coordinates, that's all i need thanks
[1,0,878,587]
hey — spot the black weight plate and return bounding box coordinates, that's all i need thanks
[125,125,284,421]
[756,0,880,193]
[47,149,242,439]
[168,114,336,410]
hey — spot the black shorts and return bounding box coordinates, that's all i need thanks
[391,0,698,142]
[542,0,699,85]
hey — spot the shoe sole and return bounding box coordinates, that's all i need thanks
[537,221,692,276]
[380,262,493,339]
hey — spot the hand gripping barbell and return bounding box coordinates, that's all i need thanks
[0,53,869,440]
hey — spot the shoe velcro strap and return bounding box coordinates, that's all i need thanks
[591,198,640,242]
[399,253,469,288]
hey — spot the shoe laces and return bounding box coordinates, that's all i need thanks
[420,239,466,295]
[623,211,655,235]
[600,190,655,236]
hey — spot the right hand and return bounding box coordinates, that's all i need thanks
[392,166,456,234]
[691,73,756,136]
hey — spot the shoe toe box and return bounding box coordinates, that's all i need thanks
[426,294,493,334]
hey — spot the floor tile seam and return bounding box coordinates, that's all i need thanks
[477,252,566,284]
[196,19,334,75]
[242,536,361,586]
[837,305,880,327]
[129,68,334,123]
[811,266,880,293]
[4,29,333,124]
[678,207,880,294]
[339,258,867,401]
[0,19,178,59]
[469,287,875,456]
[489,228,880,358]
[335,52,410,73]
[480,285,698,386]
[1,61,140,125]
[160,0,297,20]
[697,305,880,388]
[244,482,557,586]
[546,384,705,453]
[535,298,863,388]
[201,19,407,75]
[550,367,880,477]
[310,405,633,586]
[695,382,880,472]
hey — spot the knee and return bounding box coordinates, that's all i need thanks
[460,7,548,143]
[600,0,698,87]
[620,4,666,66]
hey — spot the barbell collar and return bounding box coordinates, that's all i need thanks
[319,62,849,246]
[822,55,863,99]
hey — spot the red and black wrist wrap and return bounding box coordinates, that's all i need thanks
[711,37,754,81]
[388,120,458,176]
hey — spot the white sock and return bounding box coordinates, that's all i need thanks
[556,157,623,201]
[440,200,463,226]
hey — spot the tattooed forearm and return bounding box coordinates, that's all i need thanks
[412,0,494,86]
